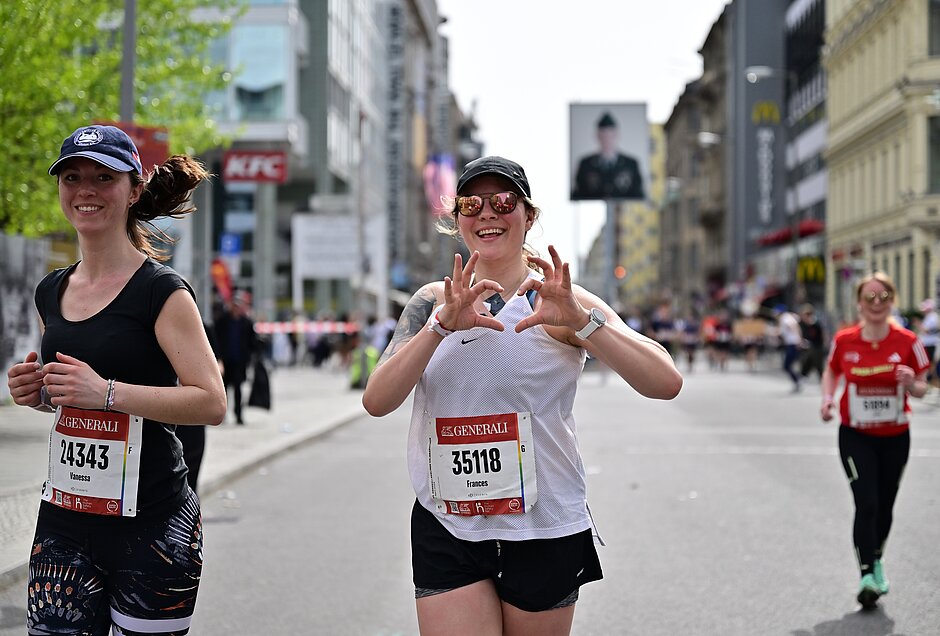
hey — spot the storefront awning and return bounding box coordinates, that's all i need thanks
[756,219,825,246]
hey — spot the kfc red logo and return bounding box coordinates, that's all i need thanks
[223,151,288,183]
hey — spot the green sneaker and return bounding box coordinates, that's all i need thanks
[873,559,890,595]
[857,573,881,609]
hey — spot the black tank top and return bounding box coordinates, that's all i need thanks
[35,258,194,524]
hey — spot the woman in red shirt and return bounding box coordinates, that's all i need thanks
[820,272,930,609]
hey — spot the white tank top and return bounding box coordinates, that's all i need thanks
[408,284,591,541]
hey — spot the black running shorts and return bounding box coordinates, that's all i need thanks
[411,499,603,612]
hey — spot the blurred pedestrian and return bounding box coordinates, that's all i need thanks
[362,156,682,635]
[215,290,258,424]
[713,309,733,371]
[678,312,700,372]
[4,124,226,634]
[777,304,803,392]
[649,303,677,360]
[916,298,939,387]
[820,272,930,609]
[798,303,826,381]
[733,312,766,373]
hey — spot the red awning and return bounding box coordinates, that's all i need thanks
[756,219,825,246]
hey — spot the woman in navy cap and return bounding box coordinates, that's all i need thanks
[5,124,226,635]
[363,156,681,635]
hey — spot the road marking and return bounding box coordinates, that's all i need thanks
[610,446,940,458]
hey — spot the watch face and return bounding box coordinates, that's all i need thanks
[591,308,607,324]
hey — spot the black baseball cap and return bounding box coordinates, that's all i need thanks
[456,156,531,198]
[49,125,142,176]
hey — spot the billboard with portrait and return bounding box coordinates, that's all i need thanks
[569,103,649,201]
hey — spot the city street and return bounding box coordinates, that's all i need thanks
[1,360,938,634]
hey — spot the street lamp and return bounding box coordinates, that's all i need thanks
[696,131,722,148]
[745,65,777,85]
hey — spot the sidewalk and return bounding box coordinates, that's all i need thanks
[0,365,366,589]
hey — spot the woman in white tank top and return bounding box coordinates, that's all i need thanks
[363,156,682,636]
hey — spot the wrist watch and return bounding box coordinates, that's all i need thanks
[575,307,607,340]
[428,305,454,337]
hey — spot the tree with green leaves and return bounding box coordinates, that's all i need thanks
[0,0,240,236]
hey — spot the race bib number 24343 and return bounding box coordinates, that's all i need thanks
[44,406,143,516]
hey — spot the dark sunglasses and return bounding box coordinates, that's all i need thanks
[456,191,519,216]
[861,290,893,304]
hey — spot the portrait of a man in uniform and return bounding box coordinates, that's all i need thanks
[571,111,645,201]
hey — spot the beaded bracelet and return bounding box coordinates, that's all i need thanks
[104,379,115,412]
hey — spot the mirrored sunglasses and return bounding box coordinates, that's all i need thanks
[861,290,893,304]
[456,191,519,216]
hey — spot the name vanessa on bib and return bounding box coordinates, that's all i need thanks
[43,406,143,517]
[428,411,537,516]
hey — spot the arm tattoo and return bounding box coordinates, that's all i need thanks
[376,287,436,366]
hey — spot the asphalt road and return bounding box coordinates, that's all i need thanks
[1,364,939,635]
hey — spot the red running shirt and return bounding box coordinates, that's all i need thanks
[827,323,930,436]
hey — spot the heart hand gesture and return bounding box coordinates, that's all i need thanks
[435,251,506,333]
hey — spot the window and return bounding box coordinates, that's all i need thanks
[205,35,231,120]
[231,24,288,121]
[931,0,940,56]
[909,251,915,308]
[930,117,940,192]
[924,248,932,303]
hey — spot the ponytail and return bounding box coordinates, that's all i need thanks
[127,155,210,260]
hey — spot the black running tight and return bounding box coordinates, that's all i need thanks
[838,426,910,577]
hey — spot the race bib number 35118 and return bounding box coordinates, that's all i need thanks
[44,406,143,516]
[428,412,536,516]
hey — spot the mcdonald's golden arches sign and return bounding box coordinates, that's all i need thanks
[797,256,825,283]
[751,101,781,125]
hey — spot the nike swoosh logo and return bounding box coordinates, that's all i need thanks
[461,338,479,345]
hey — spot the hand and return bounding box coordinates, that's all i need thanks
[7,351,45,408]
[42,352,109,410]
[894,364,916,390]
[515,245,586,333]
[820,397,835,422]
[436,252,505,333]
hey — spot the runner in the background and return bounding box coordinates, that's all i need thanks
[820,271,930,609]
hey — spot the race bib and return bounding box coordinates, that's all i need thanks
[43,406,143,517]
[848,383,905,428]
[428,412,537,516]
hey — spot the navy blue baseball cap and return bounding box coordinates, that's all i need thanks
[48,125,142,176]
[456,156,531,198]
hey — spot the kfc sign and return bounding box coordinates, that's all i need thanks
[223,151,288,184]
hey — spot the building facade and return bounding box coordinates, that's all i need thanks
[782,0,827,309]
[618,124,664,312]
[824,0,940,321]
[189,0,465,323]
[663,81,710,317]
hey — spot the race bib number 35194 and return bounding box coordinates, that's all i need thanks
[44,406,143,517]
[428,412,537,516]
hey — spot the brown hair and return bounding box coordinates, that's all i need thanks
[126,155,211,260]
[855,271,896,301]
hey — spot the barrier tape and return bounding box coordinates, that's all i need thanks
[254,321,359,335]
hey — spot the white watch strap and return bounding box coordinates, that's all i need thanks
[575,309,604,340]
[428,305,454,337]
